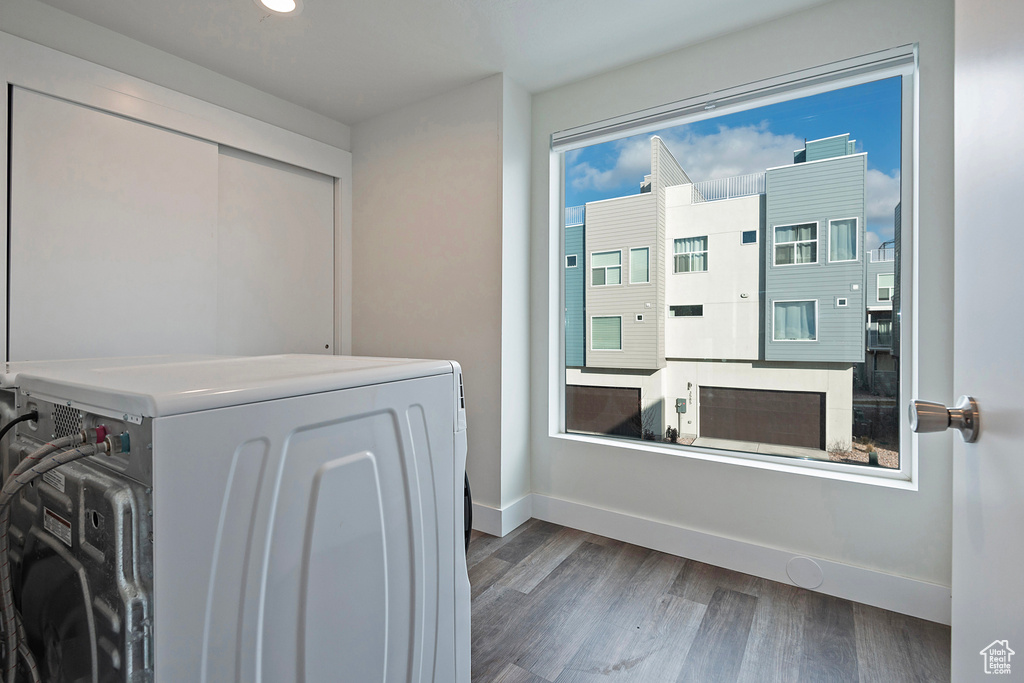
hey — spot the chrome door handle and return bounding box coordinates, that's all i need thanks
[909,396,980,442]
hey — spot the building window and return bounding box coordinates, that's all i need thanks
[556,47,913,474]
[674,236,707,273]
[774,223,818,265]
[669,305,703,317]
[630,247,650,283]
[878,273,894,301]
[591,316,622,350]
[565,254,577,268]
[829,217,858,262]
[773,300,817,341]
[591,251,621,286]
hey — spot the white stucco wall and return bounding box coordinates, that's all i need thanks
[531,0,954,590]
[665,187,761,361]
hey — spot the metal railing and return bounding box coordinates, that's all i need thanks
[869,247,896,262]
[868,329,894,349]
[565,205,585,227]
[691,172,765,203]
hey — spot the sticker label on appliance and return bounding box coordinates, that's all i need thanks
[43,507,72,547]
[42,470,66,493]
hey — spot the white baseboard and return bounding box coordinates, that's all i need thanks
[472,494,534,538]
[531,493,951,625]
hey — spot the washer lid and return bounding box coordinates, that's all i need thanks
[4,354,454,417]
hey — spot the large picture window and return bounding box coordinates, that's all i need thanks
[630,247,650,283]
[773,300,818,341]
[829,218,859,262]
[674,237,708,273]
[774,223,818,265]
[878,273,895,301]
[558,47,912,475]
[591,316,622,350]
[591,251,621,286]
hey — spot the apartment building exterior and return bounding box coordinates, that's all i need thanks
[565,134,891,453]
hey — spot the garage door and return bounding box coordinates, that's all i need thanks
[566,385,641,438]
[699,386,825,449]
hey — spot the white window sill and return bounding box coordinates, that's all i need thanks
[551,431,916,490]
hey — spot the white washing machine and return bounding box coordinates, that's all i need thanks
[0,354,471,682]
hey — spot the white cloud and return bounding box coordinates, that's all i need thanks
[864,231,882,251]
[569,123,802,194]
[866,168,901,237]
[569,125,903,242]
[660,123,801,182]
[569,136,652,192]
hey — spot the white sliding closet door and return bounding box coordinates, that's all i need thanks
[8,87,337,360]
[216,147,335,355]
[8,87,220,360]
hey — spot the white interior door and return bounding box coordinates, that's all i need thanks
[951,1,1024,679]
[216,147,335,355]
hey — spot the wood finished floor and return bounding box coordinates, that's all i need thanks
[469,520,950,683]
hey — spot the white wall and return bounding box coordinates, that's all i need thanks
[0,0,349,150]
[499,78,534,511]
[665,189,761,361]
[530,0,954,600]
[352,74,532,527]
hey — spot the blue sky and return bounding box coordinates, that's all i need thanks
[565,77,902,248]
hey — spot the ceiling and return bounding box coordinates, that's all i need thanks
[38,0,832,126]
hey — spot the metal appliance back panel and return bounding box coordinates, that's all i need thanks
[4,395,154,683]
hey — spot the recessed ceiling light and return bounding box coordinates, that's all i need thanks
[253,0,303,16]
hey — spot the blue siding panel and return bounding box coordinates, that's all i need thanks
[764,153,867,363]
[805,135,851,162]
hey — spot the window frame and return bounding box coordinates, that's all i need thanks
[877,272,895,301]
[590,315,623,351]
[773,222,819,267]
[629,246,651,284]
[673,236,708,273]
[550,45,919,488]
[771,299,819,342]
[590,249,622,287]
[565,254,577,268]
[669,304,704,318]
[827,216,860,263]
[742,230,758,245]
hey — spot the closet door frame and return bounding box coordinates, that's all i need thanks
[0,31,353,360]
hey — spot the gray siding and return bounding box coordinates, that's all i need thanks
[764,153,867,363]
[584,193,660,370]
[651,136,685,367]
[652,136,690,188]
[565,222,585,367]
[805,134,851,162]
